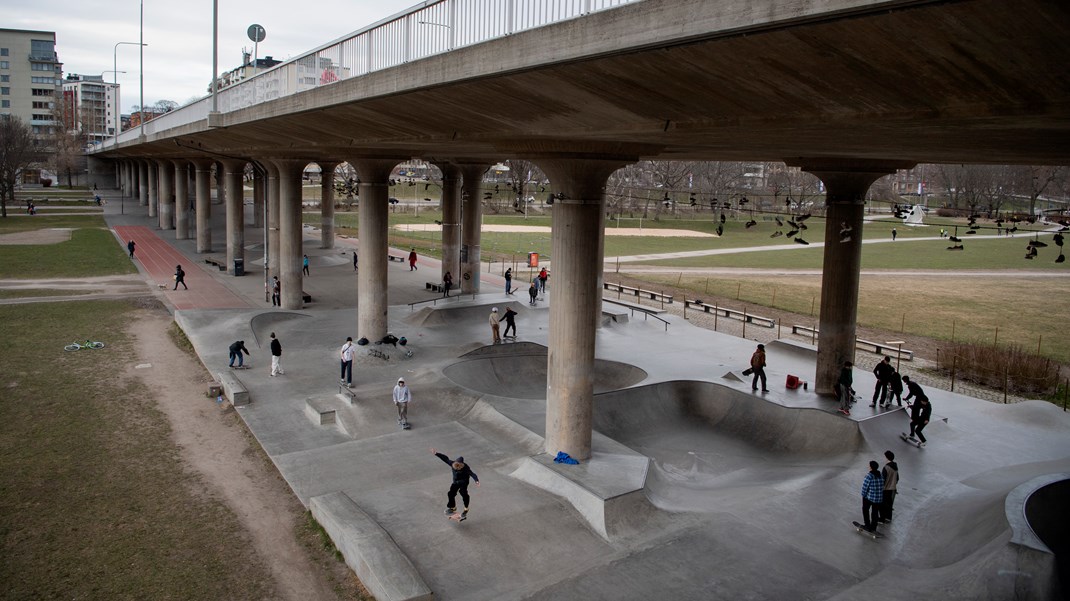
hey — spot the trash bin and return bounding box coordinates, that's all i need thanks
[233,258,244,276]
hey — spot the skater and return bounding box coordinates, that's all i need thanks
[340,336,354,387]
[392,377,411,426]
[537,267,549,294]
[504,268,513,295]
[353,252,358,271]
[860,460,884,533]
[887,370,904,406]
[891,227,897,241]
[503,307,518,338]
[903,377,932,446]
[302,254,310,276]
[749,344,768,392]
[442,271,453,297]
[269,332,284,376]
[127,240,136,258]
[431,447,480,520]
[408,248,418,271]
[489,307,501,344]
[173,264,187,290]
[879,450,899,524]
[228,340,250,368]
[528,281,538,306]
[837,360,854,416]
[872,356,894,407]
[271,276,281,306]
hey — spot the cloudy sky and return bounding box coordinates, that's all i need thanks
[11,0,417,112]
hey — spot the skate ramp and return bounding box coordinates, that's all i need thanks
[443,344,647,399]
[406,301,526,327]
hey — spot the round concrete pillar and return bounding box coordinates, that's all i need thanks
[274,159,307,309]
[320,162,338,249]
[213,162,225,205]
[173,160,190,239]
[459,164,489,294]
[147,161,158,218]
[191,158,214,253]
[251,168,265,229]
[157,159,174,230]
[265,162,280,276]
[138,160,149,207]
[533,156,632,460]
[435,162,463,288]
[350,158,401,341]
[220,159,247,275]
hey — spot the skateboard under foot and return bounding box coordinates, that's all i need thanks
[900,432,924,448]
[852,521,882,540]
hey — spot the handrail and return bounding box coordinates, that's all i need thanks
[408,292,475,309]
[604,297,670,331]
[108,0,640,147]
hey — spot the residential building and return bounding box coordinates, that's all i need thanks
[63,74,119,147]
[211,51,283,92]
[0,29,63,137]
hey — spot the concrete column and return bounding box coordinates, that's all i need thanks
[113,161,120,189]
[157,159,174,230]
[138,160,148,207]
[173,160,190,239]
[319,162,338,249]
[350,158,401,341]
[435,162,463,288]
[459,164,489,294]
[213,162,225,205]
[251,167,264,228]
[220,160,247,275]
[791,159,912,394]
[121,162,129,195]
[265,161,280,277]
[533,156,633,461]
[191,159,213,253]
[273,159,307,309]
[147,161,158,218]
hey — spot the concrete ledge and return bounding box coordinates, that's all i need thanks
[215,371,250,406]
[305,397,337,426]
[388,255,406,262]
[310,491,432,601]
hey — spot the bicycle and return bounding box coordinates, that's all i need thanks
[64,340,105,351]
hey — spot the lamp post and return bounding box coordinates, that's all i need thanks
[113,41,146,147]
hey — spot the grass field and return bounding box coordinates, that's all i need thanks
[0,226,135,279]
[0,300,276,600]
[0,289,90,299]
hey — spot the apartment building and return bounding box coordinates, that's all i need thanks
[63,74,119,147]
[0,29,63,137]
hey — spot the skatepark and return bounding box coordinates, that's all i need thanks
[109,203,1070,601]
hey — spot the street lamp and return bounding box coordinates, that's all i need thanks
[113,41,146,147]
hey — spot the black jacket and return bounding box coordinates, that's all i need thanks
[229,341,249,355]
[873,361,895,382]
[435,452,479,485]
[270,338,282,356]
[909,399,932,423]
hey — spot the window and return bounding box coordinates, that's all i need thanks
[32,101,48,109]
[32,76,55,84]
[0,48,8,56]
[0,61,9,69]
[1,87,8,95]
[1,100,8,108]
[31,63,53,72]
[32,114,52,121]
[0,75,7,82]
[30,40,55,60]
[32,88,53,96]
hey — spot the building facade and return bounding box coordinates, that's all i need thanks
[0,29,63,137]
[62,74,119,147]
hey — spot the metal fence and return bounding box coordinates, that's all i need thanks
[114,0,640,145]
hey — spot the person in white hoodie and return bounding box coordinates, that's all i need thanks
[393,377,412,426]
[340,336,355,387]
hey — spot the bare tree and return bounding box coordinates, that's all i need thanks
[152,99,180,114]
[0,117,44,217]
[504,160,544,212]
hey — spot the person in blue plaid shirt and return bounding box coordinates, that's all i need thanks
[860,460,884,533]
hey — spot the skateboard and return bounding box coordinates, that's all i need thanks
[446,511,467,522]
[853,521,882,540]
[399,421,411,430]
[900,433,924,448]
[229,365,251,370]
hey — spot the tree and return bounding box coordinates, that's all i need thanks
[504,160,544,213]
[152,99,179,114]
[49,95,87,188]
[0,117,44,217]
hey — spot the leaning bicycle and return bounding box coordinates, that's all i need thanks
[64,340,105,351]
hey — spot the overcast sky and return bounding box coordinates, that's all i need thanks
[11,0,417,112]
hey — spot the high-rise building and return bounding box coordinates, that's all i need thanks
[63,74,119,147]
[0,29,63,138]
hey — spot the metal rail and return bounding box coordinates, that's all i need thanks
[603,298,670,331]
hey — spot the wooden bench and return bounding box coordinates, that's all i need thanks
[425,282,445,292]
[684,300,775,327]
[603,282,674,304]
[790,325,915,360]
[388,255,406,263]
[204,256,227,271]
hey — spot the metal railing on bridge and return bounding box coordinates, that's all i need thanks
[113,0,640,144]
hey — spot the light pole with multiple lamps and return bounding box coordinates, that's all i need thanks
[113,41,146,147]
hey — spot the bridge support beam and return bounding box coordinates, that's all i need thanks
[532,154,634,461]
[320,162,338,249]
[351,158,401,342]
[147,161,158,218]
[191,159,214,253]
[459,164,489,294]
[173,160,190,239]
[435,162,462,292]
[138,160,148,208]
[251,167,264,229]
[221,159,247,275]
[274,159,307,309]
[265,161,280,277]
[790,158,913,395]
[157,159,174,230]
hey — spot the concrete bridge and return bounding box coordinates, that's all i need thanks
[91,0,1070,460]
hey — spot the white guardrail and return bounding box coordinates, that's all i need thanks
[112,0,640,146]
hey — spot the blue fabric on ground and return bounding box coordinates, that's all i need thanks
[553,451,579,465]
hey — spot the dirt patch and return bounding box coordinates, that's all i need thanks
[0,228,73,245]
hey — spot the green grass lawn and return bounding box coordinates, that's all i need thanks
[0,227,135,279]
[0,301,275,600]
[0,289,90,299]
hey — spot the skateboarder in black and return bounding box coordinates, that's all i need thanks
[503,307,518,338]
[837,361,854,416]
[127,240,136,258]
[228,340,250,368]
[872,356,895,407]
[860,460,884,533]
[431,447,480,520]
[903,376,932,447]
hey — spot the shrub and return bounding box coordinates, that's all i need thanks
[938,340,1059,396]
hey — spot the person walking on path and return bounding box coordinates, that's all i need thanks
[340,336,355,387]
[872,356,895,407]
[302,254,310,276]
[505,268,513,295]
[837,361,854,416]
[392,377,411,426]
[528,281,538,306]
[489,307,501,344]
[271,276,281,307]
[503,307,518,338]
[892,227,898,241]
[228,340,250,368]
[127,240,136,258]
[749,344,768,392]
[269,332,284,376]
[431,447,480,520]
[879,450,899,524]
[860,460,884,534]
[537,267,549,295]
[903,377,932,446]
[408,248,418,271]
[173,265,187,290]
[442,271,453,297]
